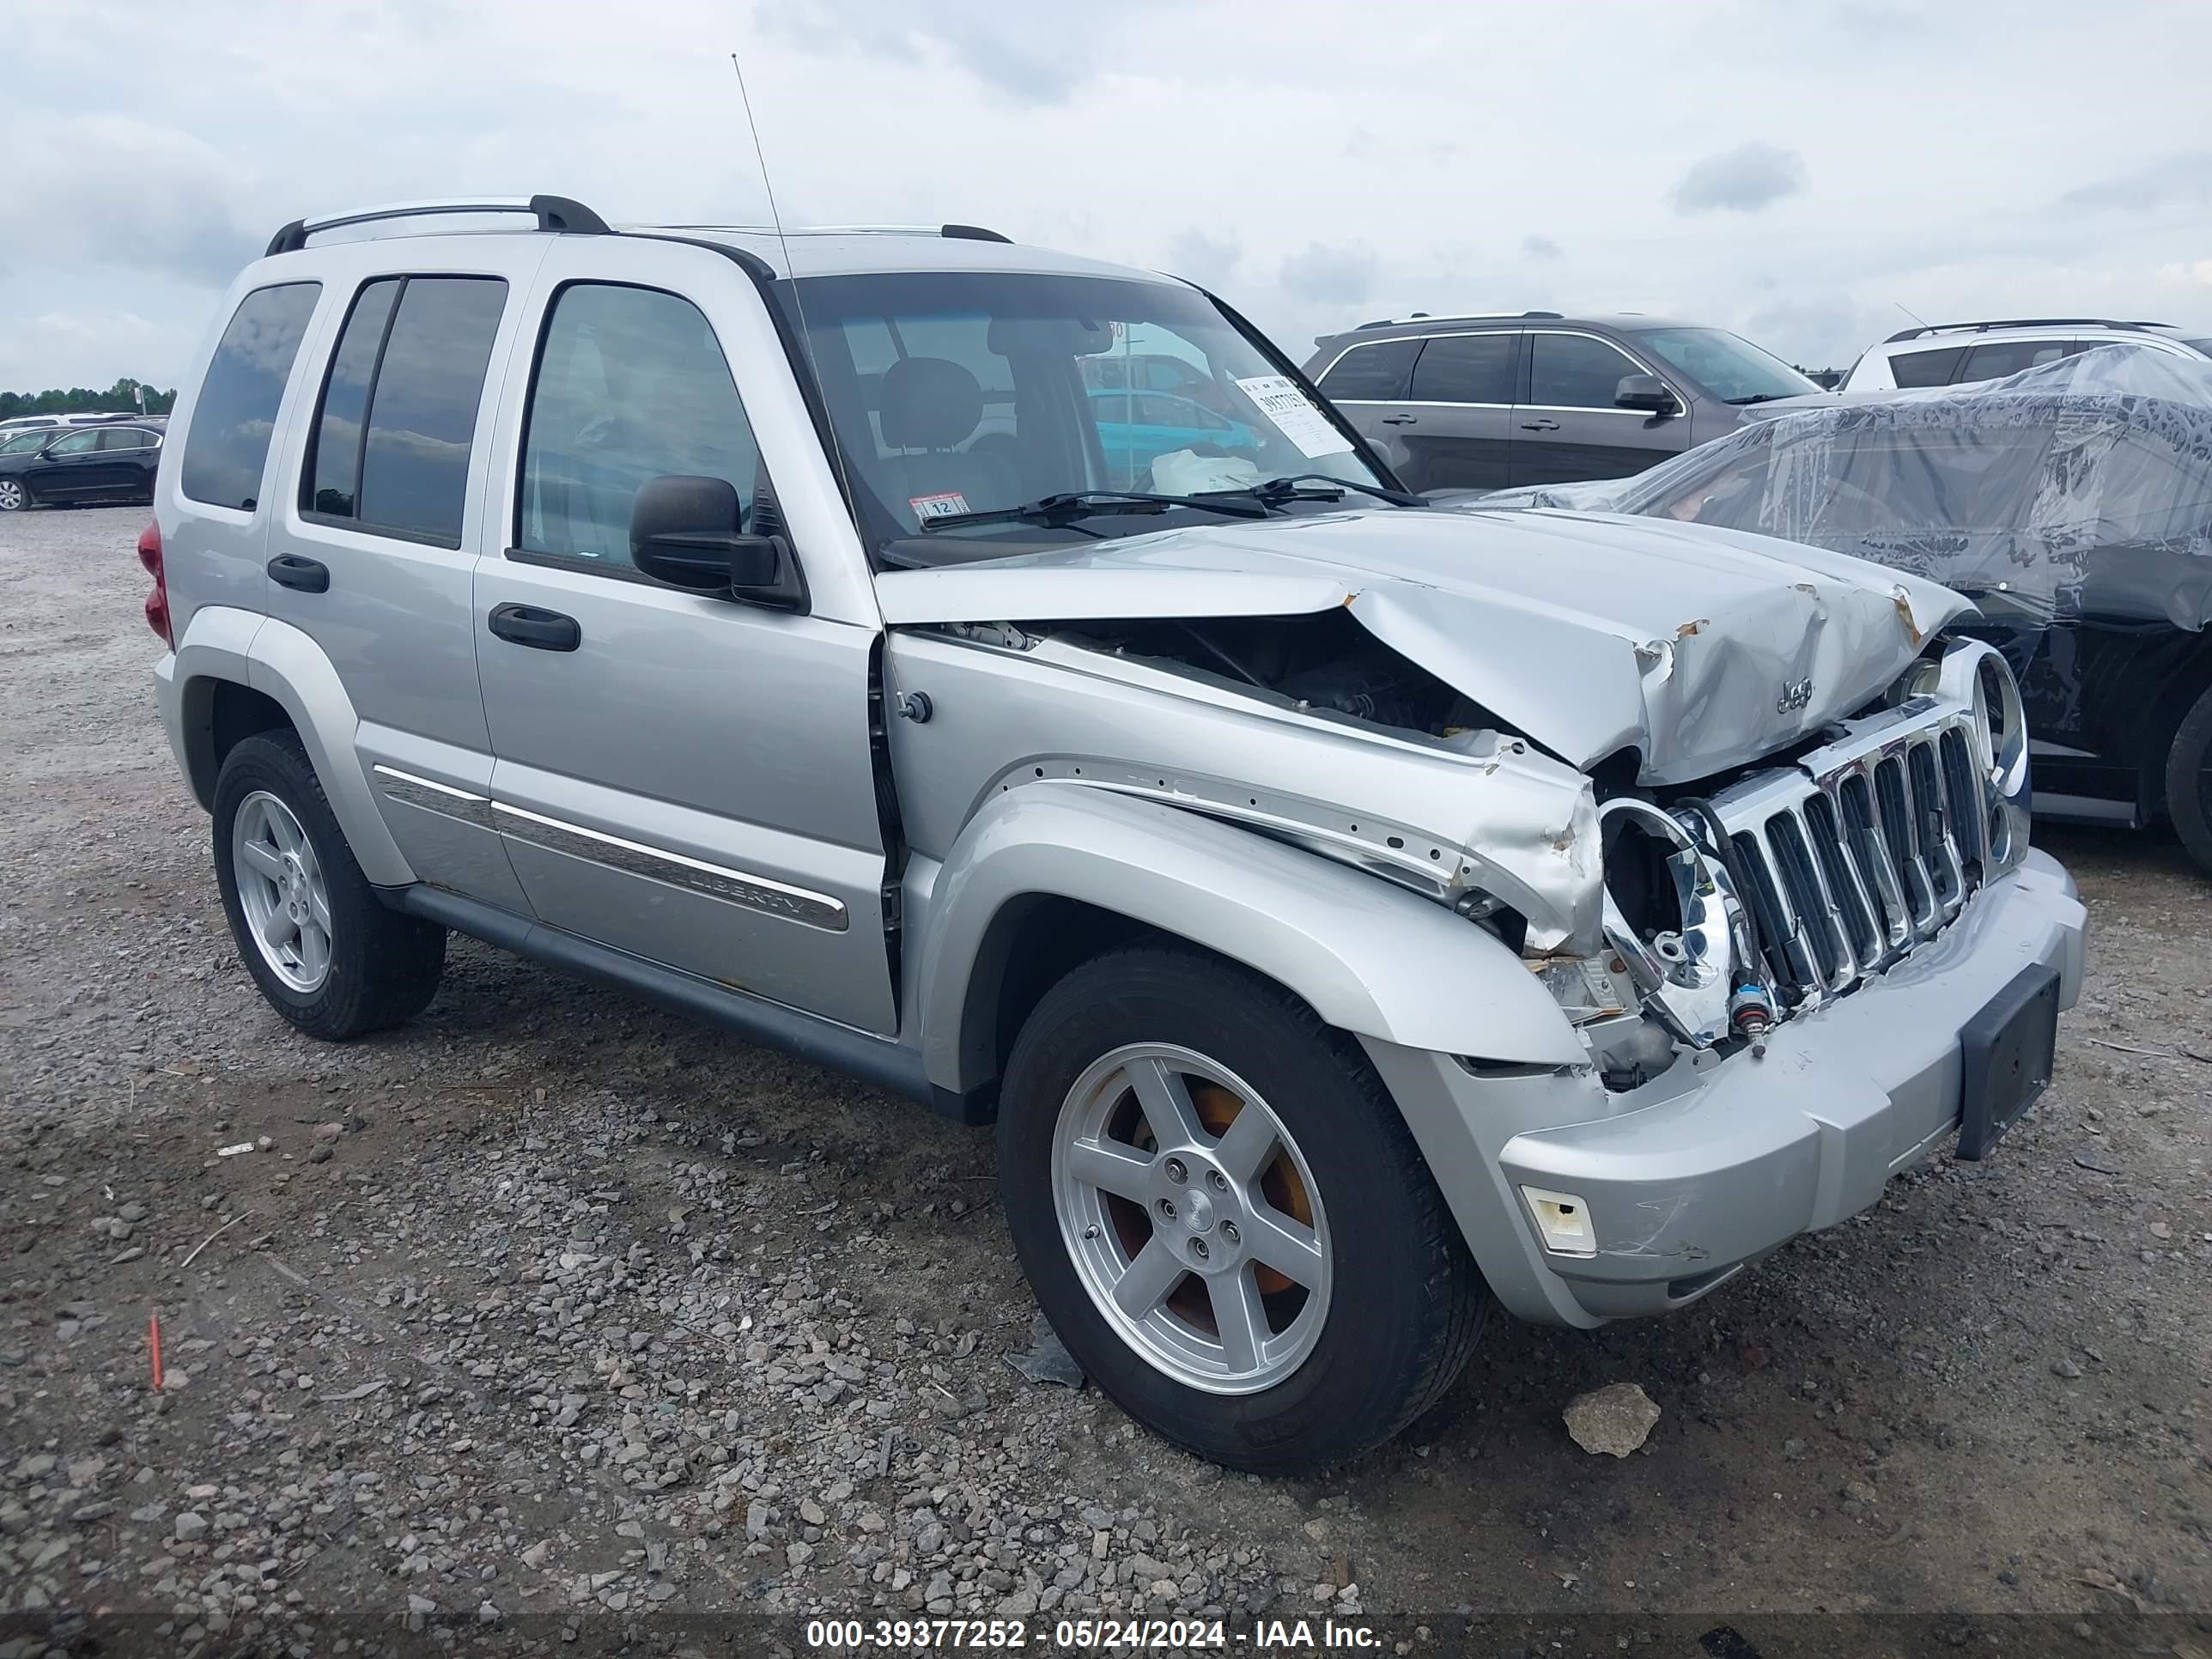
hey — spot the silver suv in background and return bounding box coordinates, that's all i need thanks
[148,195,2084,1472]
[1304,312,1818,492]
[1844,317,2212,391]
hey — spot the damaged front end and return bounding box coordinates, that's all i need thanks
[1530,636,2033,1086]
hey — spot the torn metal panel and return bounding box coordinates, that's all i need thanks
[875,503,1964,786]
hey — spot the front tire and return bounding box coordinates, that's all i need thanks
[2166,681,2212,876]
[0,478,29,511]
[998,945,1488,1474]
[213,732,446,1040]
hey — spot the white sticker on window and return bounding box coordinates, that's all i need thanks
[1234,374,1346,459]
[908,491,971,521]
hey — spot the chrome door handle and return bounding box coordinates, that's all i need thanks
[1519,418,1560,431]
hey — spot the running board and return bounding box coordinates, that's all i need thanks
[385,885,986,1123]
[2031,791,2139,827]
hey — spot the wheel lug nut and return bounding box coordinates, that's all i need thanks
[1163,1158,1187,1184]
[1156,1198,1176,1222]
[1190,1238,1209,1260]
[1220,1220,1238,1244]
[1207,1170,1227,1192]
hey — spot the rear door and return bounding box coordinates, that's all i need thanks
[98,426,162,497]
[1309,336,1422,471]
[471,238,897,1035]
[1395,330,1518,489]
[268,244,547,913]
[1512,331,1690,484]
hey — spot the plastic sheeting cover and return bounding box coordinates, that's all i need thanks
[1464,345,2212,633]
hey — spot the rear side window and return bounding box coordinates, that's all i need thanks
[1960,339,2069,381]
[181,282,320,511]
[517,283,762,570]
[1888,346,1966,387]
[1407,333,1516,404]
[303,276,507,547]
[1315,337,1419,401]
[100,428,156,450]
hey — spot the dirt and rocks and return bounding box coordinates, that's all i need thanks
[1,506,2207,1656]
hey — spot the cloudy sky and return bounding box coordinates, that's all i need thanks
[5,0,2208,392]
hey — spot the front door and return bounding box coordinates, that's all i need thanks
[1511,331,1691,485]
[471,243,897,1036]
[27,429,114,501]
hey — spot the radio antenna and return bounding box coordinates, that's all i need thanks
[727,50,858,522]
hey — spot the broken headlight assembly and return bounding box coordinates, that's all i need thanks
[1525,797,1771,1082]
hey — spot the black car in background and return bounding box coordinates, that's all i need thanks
[1303,311,1819,492]
[1464,349,2212,872]
[0,422,164,511]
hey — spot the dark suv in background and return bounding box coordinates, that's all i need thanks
[1304,312,1818,492]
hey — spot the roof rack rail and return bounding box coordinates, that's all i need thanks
[1881,316,2177,344]
[1355,307,1563,331]
[657,222,1013,243]
[264,194,611,257]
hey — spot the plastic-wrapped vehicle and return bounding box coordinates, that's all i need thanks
[1465,349,2212,872]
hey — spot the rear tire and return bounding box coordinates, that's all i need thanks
[213,732,446,1039]
[2165,682,2212,877]
[998,945,1488,1474]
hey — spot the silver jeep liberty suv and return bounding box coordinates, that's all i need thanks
[147,195,2087,1473]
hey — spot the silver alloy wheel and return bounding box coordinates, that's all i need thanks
[0,479,25,511]
[232,790,334,994]
[1052,1043,1332,1395]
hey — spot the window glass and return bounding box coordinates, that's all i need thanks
[0,432,47,454]
[48,430,100,455]
[180,282,320,511]
[519,283,763,569]
[1889,346,1966,387]
[99,428,155,450]
[1960,339,2069,381]
[1407,332,1516,404]
[304,278,402,519]
[1315,337,1419,401]
[352,277,507,544]
[793,269,1382,552]
[1632,327,1815,404]
[1528,333,1644,409]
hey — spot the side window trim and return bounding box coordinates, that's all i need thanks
[507,276,777,584]
[1521,329,1682,413]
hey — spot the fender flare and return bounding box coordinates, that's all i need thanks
[917,781,1583,1097]
[171,610,416,888]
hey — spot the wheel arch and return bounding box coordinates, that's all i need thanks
[918,782,1583,1105]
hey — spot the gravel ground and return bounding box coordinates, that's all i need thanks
[2,505,2208,1657]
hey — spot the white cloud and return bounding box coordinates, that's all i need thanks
[0,0,2207,388]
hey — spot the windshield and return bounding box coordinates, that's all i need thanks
[787,270,1389,559]
[1632,326,1819,404]
[0,431,52,454]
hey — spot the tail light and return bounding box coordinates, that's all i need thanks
[137,518,172,647]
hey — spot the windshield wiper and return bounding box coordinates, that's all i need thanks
[1725,392,1792,406]
[1229,472,1428,508]
[917,490,1272,533]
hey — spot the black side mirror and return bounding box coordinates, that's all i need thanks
[1614,373,1680,415]
[629,475,807,612]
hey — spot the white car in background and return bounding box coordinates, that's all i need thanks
[1844,317,2212,391]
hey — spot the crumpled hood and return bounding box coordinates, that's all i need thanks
[874,506,1968,786]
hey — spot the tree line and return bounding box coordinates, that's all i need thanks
[1,378,178,420]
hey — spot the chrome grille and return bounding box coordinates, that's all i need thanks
[1702,698,1989,1010]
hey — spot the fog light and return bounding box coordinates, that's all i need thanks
[1521,1186,1597,1257]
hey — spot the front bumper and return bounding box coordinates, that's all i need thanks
[1364,848,2087,1327]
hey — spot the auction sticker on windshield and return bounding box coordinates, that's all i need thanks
[908,490,972,522]
[1234,374,1344,459]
